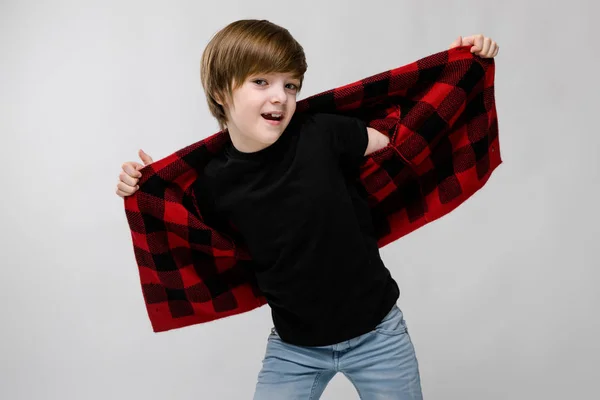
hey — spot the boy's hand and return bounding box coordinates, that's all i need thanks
[364,127,390,156]
[115,149,154,198]
[449,34,499,58]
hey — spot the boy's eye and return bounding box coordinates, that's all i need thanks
[251,79,299,91]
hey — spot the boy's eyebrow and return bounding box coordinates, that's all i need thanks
[249,72,301,81]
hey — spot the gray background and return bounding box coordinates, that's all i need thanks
[1,0,598,399]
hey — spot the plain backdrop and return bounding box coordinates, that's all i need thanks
[1,0,598,399]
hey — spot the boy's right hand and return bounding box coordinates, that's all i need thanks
[115,149,154,198]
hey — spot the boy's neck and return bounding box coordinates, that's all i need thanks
[227,128,272,154]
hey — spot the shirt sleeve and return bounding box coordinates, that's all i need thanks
[315,113,369,169]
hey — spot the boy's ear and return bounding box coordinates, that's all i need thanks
[213,93,224,106]
[214,90,229,107]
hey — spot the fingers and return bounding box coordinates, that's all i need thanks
[463,34,499,58]
[477,39,498,58]
[491,41,499,57]
[122,161,143,179]
[119,169,139,187]
[116,172,139,197]
[464,34,482,53]
[487,41,497,57]
[115,181,139,198]
[461,34,476,46]
[480,37,491,56]
[451,34,499,57]
[474,35,486,53]
[116,161,143,198]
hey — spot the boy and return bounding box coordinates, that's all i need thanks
[116,19,498,399]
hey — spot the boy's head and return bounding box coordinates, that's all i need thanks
[200,19,307,152]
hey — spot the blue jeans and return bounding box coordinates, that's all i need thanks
[253,305,423,399]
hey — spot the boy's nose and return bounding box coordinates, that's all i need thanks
[270,87,287,104]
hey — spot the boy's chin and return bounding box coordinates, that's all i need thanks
[259,132,284,145]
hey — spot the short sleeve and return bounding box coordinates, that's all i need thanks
[315,113,368,169]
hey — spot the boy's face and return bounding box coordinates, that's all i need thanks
[221,71,301,153]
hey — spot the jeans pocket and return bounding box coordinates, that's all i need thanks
[374,305,408,336]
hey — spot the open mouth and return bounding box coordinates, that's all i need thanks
[261,113,284,122]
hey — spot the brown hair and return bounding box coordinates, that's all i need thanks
[200,19,308,131]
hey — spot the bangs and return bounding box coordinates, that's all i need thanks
[232,31,307,87]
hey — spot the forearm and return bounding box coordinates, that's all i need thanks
[364,127,390,156]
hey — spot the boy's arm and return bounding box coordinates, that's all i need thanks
[364,127,390,156]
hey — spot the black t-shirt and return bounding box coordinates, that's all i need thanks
[202,112,399,346]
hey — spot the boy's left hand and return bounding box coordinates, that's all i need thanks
[449,34,499,58]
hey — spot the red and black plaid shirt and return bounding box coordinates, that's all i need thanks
[124,46,501,332]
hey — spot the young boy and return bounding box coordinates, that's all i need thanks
[116,19,498,399]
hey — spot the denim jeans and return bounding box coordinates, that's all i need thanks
[253,304,423,399]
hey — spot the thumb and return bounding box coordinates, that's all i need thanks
[138,149,154,165]
[449,36,463,49]
[459,36,480,53]
[461,35,475,45]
